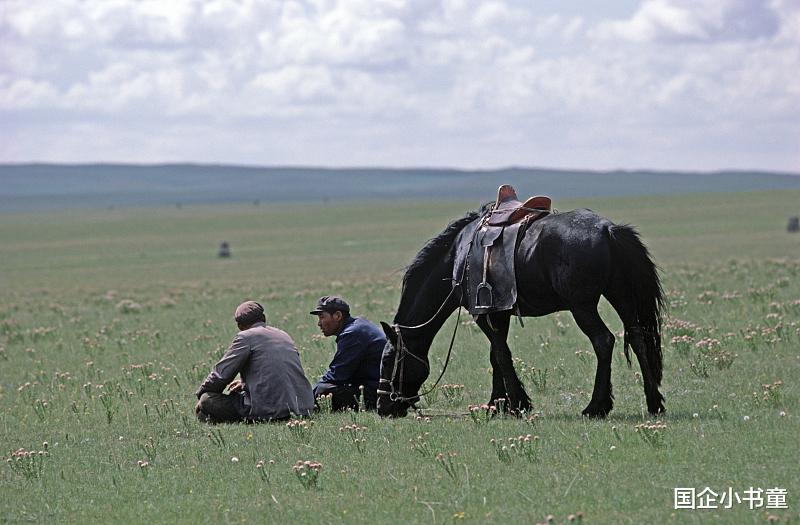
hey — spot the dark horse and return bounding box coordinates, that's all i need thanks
[377,205,665,418]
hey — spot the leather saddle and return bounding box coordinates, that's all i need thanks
[488,185,552,226]
[465,185,552,314]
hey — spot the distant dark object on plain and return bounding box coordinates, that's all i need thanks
[218,241,231,258]
[788,216,799,233]
[253,199,260,206]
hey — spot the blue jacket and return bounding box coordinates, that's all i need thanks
[321,316,386,393]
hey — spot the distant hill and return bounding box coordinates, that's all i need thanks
[1,163,798,212]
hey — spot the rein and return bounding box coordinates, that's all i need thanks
[377,219,482,406]
[377,294,463,405]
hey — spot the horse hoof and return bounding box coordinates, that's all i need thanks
[648,404,666,415]
[582,405,611,418]
[488,399,531,417]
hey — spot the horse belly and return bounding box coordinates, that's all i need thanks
[515,223,611,310]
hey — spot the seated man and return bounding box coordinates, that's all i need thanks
[310,296,386,411]
[195,301,315,423]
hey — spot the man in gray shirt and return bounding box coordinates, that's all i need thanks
[195,301,315,423]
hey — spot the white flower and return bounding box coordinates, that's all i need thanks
[743,415,750,421]
[231,457,239,463]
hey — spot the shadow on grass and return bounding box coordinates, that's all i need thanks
[406,408,702,423]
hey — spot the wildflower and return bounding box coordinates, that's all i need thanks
[634,421,667,448]
[286,419,314,442]
[293,460,323,489]
[743,415,750,421]
[231,457,239,463]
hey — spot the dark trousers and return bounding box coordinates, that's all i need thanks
[196,392,292,424]
[196,392,247,424]
[313,382,377,412]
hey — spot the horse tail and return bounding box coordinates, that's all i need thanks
[607,224,665,385]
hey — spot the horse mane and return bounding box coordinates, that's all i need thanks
[401,203,491,293]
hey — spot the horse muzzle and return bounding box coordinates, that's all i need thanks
[377,395,410,418]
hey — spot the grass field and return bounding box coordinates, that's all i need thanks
[1,190,799,524]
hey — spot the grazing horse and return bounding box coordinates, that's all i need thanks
[377,205,665,418]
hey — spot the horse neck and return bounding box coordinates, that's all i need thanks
[394,257,458,350]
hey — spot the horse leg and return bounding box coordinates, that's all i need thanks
[488,347,507,405]
[570,306,615,418]
[627,327,666,415]
[477,314,509,405]
[476,312,532,414]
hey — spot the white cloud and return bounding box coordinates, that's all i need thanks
[0,77,59,109]
[1,0,798,171]
[249,66,335,104]
[593,0,781,43]
[472,2,516,29]
[272,2,408,66]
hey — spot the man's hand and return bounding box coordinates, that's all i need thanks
[228,379,245,393]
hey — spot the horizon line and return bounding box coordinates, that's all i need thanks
[1,161,798,177]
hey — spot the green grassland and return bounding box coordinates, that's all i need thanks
[1,190,799,524]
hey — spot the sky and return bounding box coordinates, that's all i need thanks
[1,0,799,172]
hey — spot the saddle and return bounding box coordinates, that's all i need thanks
[488,185,551,226]
[460,185,552,315]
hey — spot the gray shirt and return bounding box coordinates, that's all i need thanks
[196,322,314,420]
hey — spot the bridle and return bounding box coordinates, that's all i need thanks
[377,218,481,408]
[376,284,464,406]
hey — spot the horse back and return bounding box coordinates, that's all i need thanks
[515,209,615,311]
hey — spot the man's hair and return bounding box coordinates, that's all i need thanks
[238,312,265,327]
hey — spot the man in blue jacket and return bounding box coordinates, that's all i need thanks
[310,295,386,411]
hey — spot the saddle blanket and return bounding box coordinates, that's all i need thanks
[453,221,526,316]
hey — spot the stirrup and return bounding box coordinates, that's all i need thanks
[475,244,493,310]
[475,281,493,310]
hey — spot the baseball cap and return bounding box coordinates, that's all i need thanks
[309,296,350,315]
[234,301,265,325]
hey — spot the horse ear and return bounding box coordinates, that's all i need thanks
[380,321,397,346]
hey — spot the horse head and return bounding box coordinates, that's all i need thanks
[376,322,429,418]
[377,208,481,417]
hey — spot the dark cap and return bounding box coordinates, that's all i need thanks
[234,301,265,325]
[309,296,350,315]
